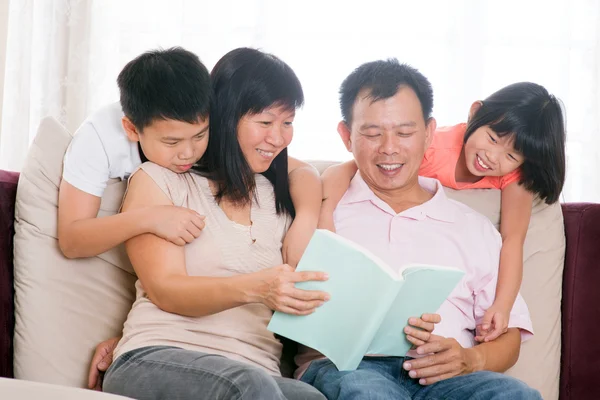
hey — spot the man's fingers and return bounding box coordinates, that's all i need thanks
[406,335,427,347]
[404,326,432,343]
[418,371,460,386]
[420,313,442,324]
[414,337,449,355]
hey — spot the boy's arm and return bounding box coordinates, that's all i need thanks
[58,180,155,258]
[283,157,322,267]
[318,160,358,231]
[478,183,532,341]
[58,180,205,258]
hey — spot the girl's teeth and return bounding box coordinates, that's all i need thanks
[477,156,490,170]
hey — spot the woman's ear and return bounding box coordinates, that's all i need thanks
[468,101,484,122]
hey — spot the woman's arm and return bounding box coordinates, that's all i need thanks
[123,169,329,317]
[318,160,358,231]
[478,182,532,341]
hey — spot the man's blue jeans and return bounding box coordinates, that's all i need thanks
[300,357,542,400]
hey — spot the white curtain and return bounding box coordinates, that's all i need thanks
[1,0,599,202]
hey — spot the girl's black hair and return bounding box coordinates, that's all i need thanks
[194,48,304,217]
[464,82,566,204]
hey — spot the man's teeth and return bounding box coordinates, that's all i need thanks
[477,156,490,170]
[257,149,274,157]
[378,164,403,171]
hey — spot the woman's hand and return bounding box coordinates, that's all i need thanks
[247,264,330,315]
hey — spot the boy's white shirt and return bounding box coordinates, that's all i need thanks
[62,102,142,197]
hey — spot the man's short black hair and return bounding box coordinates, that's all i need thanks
[339,59,433,125]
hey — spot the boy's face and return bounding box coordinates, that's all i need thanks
[123,117,209,173]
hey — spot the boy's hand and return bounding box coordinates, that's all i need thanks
[150,205,206,246]
[476,304,509,342]
[282,217,316,268]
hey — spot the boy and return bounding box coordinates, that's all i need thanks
[58,47,321,264]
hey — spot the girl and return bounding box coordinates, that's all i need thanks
[320,82,566,342]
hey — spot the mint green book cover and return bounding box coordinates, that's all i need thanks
[267,229,465,371]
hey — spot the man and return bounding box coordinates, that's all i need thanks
[296,59,541,399]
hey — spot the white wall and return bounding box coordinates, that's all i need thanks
[0,0,10,134]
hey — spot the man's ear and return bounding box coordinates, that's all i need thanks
[122,117,140,142]
[425,117,437,150]
[468,101,483,122]
[337,121,353,152]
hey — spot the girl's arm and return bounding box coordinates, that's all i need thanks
[283,157,323,267]
[123,169,329,317]
[318,160,359,231]
[478,182,533,342]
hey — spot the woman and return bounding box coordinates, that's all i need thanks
[103,48,328,400]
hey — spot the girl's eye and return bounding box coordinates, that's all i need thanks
[284,121,293,126]
[165,142,178,146]
[260,121,272,126]
[508,154,517,162]
[488,134,497,143]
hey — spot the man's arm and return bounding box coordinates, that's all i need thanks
[283,157,322,267]
[402,328,521,385]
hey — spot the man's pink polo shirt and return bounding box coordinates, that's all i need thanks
[295,174,533,377]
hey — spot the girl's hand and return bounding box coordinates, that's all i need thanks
[475,304,510,342]
[248,264,330,315]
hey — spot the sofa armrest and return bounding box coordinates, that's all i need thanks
[0,170,19,379]
[560,203,600,399]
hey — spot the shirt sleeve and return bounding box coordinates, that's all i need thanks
[62,122,110,197]
[472,219,534,342]
[500,169,521,189]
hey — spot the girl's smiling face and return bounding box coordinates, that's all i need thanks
[463,125,524,178]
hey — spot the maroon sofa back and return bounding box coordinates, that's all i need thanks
[0,170,18,378]
[561,203,600,400]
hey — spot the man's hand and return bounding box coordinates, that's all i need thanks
[88,336,120,391]
[402,335,481,386]
[404,313,441,347]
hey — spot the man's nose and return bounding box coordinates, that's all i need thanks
[379,133,399,155]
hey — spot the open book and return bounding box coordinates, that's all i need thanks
[267,229,465,371]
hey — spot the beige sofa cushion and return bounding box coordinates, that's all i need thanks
[312,161,564,400]
[13,117,135,387]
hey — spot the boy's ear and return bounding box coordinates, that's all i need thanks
[122,117,140,142]
[337,121,353,152]
[468,101,483,121]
